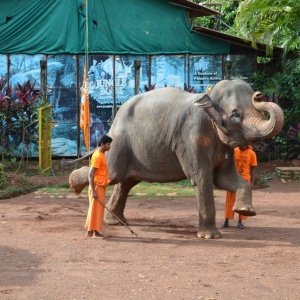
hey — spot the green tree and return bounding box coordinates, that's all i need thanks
[235,0,300,56]
[234,0,300,160]
[191,0,239,33]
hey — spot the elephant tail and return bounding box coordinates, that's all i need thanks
[61,148,97,166]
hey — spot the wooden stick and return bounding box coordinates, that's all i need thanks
[95,196,138,237]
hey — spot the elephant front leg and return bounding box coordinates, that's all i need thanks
[195,184,221,239]
[104,179,140,225]
[214,166,256,217]
[233,187,256,216]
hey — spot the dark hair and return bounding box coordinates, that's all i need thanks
[98,134,113,146]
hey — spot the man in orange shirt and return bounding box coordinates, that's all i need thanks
[85,134,113,238]
[221,145,257,229]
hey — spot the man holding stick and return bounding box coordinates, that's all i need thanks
[85,134,113,239]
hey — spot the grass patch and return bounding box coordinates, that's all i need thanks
[0,186,41,200]
[43,182,71,194]
[106,180,195,198]
[42,180,196,198]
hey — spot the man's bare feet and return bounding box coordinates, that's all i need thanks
[86,230,93,237]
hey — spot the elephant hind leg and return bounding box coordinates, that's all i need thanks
[104,179,140,225]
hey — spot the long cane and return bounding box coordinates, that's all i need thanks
[95,196,138,236]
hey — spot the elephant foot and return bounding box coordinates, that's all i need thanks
[234,206,256,216]
[104,212,128,225]
[197,227,222,239]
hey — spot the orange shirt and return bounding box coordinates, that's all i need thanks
[234,147,257,182]
[90,150,109,184]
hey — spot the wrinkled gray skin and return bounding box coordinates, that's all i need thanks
[64,80,284,239]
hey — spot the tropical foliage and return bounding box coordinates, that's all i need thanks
[235,0,300,57]
[238,0,300,160]
[191,0,239,33]
[0,78,41,161]
[252,68,300,160]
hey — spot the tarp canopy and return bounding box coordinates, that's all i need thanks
[0,0,229,55]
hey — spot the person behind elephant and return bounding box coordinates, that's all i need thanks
[221,145,257,229]
[85,134,113,238]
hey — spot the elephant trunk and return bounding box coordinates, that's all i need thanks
[243,92,284,140]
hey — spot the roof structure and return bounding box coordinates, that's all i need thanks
[169,0,220,17]
[192,26,284,58]
[0,0,282,58]
[0,0,228,55]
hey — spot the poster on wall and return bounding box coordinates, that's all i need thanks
[0,55,7,78]
[9,54,43,89]
[189,55,222,93]
[87,55,113,108]
[115,55,149,105]
[47,55,78,156]
[85,55,113,148]
[0,55,7,156]
[151,55,186,90]
[80,55,150,150]
[230,55,255,84]
[1,53,257,157]
[7,54,44,157]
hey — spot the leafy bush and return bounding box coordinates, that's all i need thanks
[287,123,300,159]
[252,69,300,160]
[0,77,13,158]
[0,77,41,161]
[0,163,8,189]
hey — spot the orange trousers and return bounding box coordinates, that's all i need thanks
[85,184,106,232]
[224,191,248,220]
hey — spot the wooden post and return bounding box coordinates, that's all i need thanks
[224,55,232,80]
[40,60,47,101]
[134,60,141,95]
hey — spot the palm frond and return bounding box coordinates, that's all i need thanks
[234,0,300,57]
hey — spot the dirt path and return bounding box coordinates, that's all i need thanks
[0,180,299,300]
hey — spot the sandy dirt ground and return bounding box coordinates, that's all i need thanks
[0,178,299,300]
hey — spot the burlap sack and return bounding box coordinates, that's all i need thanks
[69,166,90,195]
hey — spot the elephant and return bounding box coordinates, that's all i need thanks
[63,79,284,239]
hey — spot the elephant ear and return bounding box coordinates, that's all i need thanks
[193,94,228,135]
